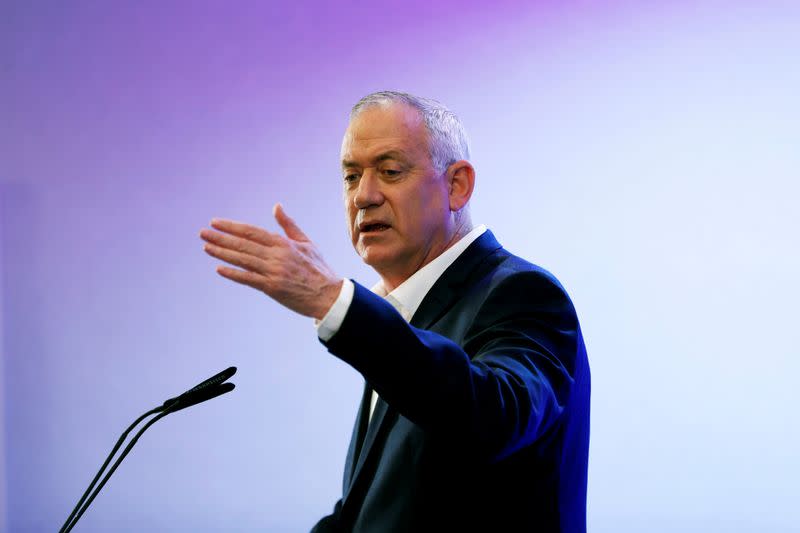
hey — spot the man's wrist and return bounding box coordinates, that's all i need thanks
[316,279,355,341]
[316,279,345,320]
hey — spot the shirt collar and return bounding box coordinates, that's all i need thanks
[371,224,487,321]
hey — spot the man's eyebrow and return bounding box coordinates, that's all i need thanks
[374,150,407,163]
[341,151,408,169]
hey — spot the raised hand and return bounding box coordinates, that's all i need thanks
[200,203,343,319]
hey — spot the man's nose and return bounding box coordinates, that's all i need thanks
[353,170,384,209]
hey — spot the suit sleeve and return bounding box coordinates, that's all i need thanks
[320,270,582,461]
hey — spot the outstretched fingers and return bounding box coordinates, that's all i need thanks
[200,227,271,259]
[201,210,341,318]
[210,218,281,247]
[203,241,269,276]
[215,265,266,291]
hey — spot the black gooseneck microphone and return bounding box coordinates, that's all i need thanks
[59,367,237,533]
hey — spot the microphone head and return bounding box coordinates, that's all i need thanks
[167,382,235,414]
[186,366,237,395]
[162,366,237,410]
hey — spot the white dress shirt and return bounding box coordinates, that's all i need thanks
[316,224,487,420]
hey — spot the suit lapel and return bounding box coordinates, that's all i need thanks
[410,230,503,329]
[343,381,373,492]
[342,392,397,505]
[341,230,503,508]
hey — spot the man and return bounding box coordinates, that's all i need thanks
[200,91,590,532]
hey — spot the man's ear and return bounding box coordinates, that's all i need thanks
[446,160,475,211]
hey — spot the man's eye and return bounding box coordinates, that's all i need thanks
[344,173,360,183]
[383,169,401,177]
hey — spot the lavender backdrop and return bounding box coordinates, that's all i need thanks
[2,1,798,531]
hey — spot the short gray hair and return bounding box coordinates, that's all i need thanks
[350,91,471,174]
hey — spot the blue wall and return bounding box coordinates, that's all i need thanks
[2,1,799,531]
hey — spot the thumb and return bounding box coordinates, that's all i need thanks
[274,203,309,242]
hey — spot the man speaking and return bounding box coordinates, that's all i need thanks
[199,91,591,532]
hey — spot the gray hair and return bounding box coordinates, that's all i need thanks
[350,91,471,174]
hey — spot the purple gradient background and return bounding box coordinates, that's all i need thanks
[2,1,799,531]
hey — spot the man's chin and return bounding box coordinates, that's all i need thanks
[360,250,393,269]
[358,245,400,271]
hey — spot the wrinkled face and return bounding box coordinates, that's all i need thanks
[341,103,452,285]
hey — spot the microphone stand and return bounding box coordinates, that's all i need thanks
[59,367,237,532]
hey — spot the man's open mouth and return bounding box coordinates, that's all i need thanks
[361,223,391,233]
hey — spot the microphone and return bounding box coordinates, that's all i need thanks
[166,381,235,413]
[59,367,237,533]
[162,366,237,410]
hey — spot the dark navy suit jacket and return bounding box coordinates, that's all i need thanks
[311,230,590,532]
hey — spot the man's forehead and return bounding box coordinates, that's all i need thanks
[341,103,427,160]
[341,148,412,169]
